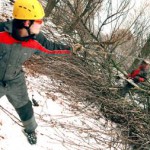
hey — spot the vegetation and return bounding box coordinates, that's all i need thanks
[2,0,150,149]
[41,0,150,149]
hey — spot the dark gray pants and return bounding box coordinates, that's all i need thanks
[0,75,37,132]
[119,82,134,97]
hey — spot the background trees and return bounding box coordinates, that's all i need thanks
[44,0,150,69]
[38,0,150,149]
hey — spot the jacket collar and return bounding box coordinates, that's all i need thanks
[4,20,36,41]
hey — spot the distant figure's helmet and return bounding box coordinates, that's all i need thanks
[143,59,150,65]
[13,0,45,20]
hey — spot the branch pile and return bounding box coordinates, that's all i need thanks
[24,54,150,149]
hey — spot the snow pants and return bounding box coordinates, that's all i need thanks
[119,82,133,97]
[0,75,37,132]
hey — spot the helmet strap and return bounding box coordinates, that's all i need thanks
[12,20,35,41]
[24,20,34,36]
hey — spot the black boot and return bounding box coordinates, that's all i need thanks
[24,130,37,145]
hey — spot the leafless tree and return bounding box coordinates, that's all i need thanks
[44,0,60,17]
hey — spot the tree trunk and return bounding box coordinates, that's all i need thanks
[45,0,60,17]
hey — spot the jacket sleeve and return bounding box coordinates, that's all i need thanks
[130,69,147,83]
[128,69,140,78]
[136,71,148,81]
[34,32,72,56]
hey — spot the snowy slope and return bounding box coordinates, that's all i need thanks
[0,70,126,150]
[0,69,129,150]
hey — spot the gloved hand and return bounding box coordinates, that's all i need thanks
[72,43,84,54]
[139,77,144,82]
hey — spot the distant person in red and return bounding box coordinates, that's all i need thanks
[120,59,150,97]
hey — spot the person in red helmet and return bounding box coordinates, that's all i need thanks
[119,59,150,97]
[0,0,82,145]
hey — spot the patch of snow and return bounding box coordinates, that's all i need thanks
[0,0,13,21]
[0,71,128,150]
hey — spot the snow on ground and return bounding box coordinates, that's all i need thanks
[0,69,127,150]
[0,0,13,21]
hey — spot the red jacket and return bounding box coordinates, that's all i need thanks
[128,66,147,82]
[0,21,72,81]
